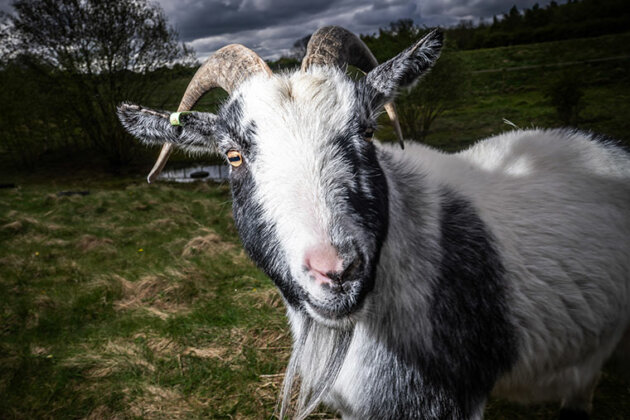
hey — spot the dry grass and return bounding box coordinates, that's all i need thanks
[113,274,192,319]
[181,228,234,258]
[1,220,23,232]
[76,234,115,253]
[63,340,156,379]
[128,384,204,420]
[82,405,124,420]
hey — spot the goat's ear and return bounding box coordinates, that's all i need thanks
[116,102,219,154]
[363,29,443,103]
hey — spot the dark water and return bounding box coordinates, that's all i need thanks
[158,165,229,183]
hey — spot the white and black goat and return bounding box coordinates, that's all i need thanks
[117,27,630,420]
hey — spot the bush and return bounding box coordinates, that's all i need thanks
[543,72,585,125]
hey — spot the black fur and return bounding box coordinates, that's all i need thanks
[420,189,517,416]
[303,128,390,319]
[359,186,517,419]
[559,408,590,420]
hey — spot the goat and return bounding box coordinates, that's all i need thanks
[117,27,630,419]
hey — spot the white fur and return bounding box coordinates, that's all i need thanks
[238,70,361,308]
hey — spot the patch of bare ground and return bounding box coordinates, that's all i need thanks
[181,228,234,258]
[0,255,26,271]
[76,234,115,254]
[246,327,290,352]
[44,237,71,247]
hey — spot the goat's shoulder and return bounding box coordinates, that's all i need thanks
[459,128,630,178]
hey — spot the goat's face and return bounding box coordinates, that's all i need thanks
[117,30,442,327]
[224,69,390,325]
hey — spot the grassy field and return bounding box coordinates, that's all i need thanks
[408,32,630,151]
[1,33,630,419]
[1,178,629,419]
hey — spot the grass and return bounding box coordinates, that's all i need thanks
[1,32,630,419]
[0,180,290,419]
[375,32,630,151]
[1,177,629,419]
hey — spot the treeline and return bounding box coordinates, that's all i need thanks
[446,0,630,50]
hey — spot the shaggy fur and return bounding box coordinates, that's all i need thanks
[117,29,630,419]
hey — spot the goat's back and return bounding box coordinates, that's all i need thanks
[387,129,630,402]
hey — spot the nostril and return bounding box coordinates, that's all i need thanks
[340,256,362,282]
[304,244,344,275]
[304,244,362,290]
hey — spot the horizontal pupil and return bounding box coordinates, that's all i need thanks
[228,156,241,162]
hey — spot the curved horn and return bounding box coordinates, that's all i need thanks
[301,26,404,148]
[147,44,272,183]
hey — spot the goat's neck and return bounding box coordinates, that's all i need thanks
[364,151,442,346]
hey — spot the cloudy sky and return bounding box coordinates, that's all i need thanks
[1,0,557,60]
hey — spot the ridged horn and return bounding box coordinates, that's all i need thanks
[147,44,272,183]
[301,26,404,148]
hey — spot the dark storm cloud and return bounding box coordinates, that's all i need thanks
[155,0,560,60]
[0,0,561,60]
[163,0,337,41]
[0,0,12,14]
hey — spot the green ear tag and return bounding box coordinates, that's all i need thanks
[170,111,191,126]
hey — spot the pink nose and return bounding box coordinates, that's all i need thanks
[304,244,344,286]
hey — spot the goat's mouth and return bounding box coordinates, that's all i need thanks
[304,262,371,324]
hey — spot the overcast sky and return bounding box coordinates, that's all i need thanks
[0,0,558,60]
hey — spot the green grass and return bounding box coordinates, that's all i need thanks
[1,178,629,419]
[375,32,630,150]
[0,180,289,419]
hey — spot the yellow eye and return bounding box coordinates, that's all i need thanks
[364,129,374,141]
[227,150,243,167]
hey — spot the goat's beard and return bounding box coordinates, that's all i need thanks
[279,316,354,420]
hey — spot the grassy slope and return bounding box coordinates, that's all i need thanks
[2,33,630,419]
[377,32,630,151]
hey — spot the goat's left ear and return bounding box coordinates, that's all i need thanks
[116,102,219,154]
[363,29,443,102]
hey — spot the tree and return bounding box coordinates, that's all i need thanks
[2,0,194,167]
[397,51,468,143]
[543,72,585,125]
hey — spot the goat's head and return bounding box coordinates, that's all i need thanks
[117,27,442,327]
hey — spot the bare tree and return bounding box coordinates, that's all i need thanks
[2,0,195,166]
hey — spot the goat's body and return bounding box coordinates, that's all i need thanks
[118,31,630,417]
[288,129,630,419]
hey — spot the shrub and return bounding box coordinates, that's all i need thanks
[544,72,585,125]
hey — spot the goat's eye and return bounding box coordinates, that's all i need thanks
[364,129,374,141]
[227,150,243,167]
